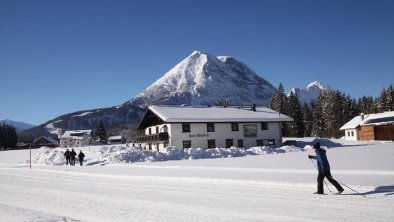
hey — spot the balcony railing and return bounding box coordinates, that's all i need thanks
[136,132,169,143]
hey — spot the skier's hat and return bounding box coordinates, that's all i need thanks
[313,142,320,149]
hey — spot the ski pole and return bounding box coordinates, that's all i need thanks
[327,175,367,198]
[309,159,332,193]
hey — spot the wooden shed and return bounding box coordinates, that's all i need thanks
[340,111,394,141]
[359,125,394,141]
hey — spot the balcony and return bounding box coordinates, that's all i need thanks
[136,132,169,143]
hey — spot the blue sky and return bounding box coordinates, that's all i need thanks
[1,0,393,125]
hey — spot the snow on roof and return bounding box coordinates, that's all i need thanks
[340,115,365,130]
[33,136,59,145]
[148,105,293,123]
[340,111,394,130]
[62,130,92,137]
[108,136,123,140]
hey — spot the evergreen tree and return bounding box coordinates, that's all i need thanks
[302,103,314,137]
[345,96,360,122]
[0,124,3,149]
[386,84,394,111]
[311,91,327,137]
[286,92,304,137]
[323,90,338,137]
[95,120,107,143]
[269,83,287,113]
[269,83,289,136]
[377,87,388,112]
[358,96,376,114]
[0,124,18,149]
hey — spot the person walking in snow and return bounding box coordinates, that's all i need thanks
[64,149,71,166]
[308,142,344,195]
[78,150,85,166]
[70,149,77,166]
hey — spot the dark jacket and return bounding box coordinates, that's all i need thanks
[315,148,331,172]
[70,150,77,158]
[78,152,85,160]
[64,150,70,157]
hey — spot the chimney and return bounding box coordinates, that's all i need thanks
[251,104,256,112]
[360,113,365,120]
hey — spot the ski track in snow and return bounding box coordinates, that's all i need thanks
[0,166,393,222]
[1,140,394,221]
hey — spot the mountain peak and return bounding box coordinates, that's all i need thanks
[131,51,277,107]
[190,50,205,56]
[307,81,326,90]
[290,81,329,104]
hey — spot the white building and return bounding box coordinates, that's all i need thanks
[59,130,92,147]
[136,105,293,151]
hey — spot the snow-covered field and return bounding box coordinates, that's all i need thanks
[0,138,393,222]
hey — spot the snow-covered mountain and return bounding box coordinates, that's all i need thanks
[0,119,35,133]
[130,51,277,107]
[288,81,328,104]
[20,51,277,140]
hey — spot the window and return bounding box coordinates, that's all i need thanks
[225,139,233,148]
[243,124,257,137]
[148,143,152,150]
[183,140,191,149]
[207,123,215,132]
[208,139,216,148]
[231,123,239,131]
[182,123,190,133]
[351,131,354,136]
[268,139,275,145]
[347,131,350,137]
[148,128,152,135]
[238,140,243,148]
[156,126,159,134]
[261,122,268,130]
[257,140,264,146]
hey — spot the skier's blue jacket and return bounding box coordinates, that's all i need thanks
[311,149,331,172]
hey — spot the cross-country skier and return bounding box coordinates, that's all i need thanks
[308,142,344,195]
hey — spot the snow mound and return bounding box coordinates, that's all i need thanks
[32,147,65,165]
[32,145,306,166]
[95,146,306,165]
[284,137,344,149]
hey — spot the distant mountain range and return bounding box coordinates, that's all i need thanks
[0,119,35,133]
[19,51,326,141]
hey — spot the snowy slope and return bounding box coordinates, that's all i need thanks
[0,138,393,222]
[130,51,277,107]
[0,119,35,133]
[289,81,328,104]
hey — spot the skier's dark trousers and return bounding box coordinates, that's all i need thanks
[308,142,344,194]
[64,149,71,166]
[70,149,77,166]
[78,150,85,166]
